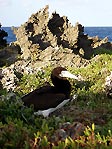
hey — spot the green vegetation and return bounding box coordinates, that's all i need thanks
[1,49,112,148]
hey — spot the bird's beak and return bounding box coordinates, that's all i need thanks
[59,71,83,81]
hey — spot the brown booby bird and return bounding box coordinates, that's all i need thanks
[21,67,82,117]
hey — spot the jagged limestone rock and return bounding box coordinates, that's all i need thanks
[14,5,93,60]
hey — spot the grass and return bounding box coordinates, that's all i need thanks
[1,49,112,148]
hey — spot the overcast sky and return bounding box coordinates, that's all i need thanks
[0,0,112,27]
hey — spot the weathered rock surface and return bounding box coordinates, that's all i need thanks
[89,36,112,50]
[0,23,8,48]
[14,5,93,60]
[105,72,112,98]
[0,42,21,67]
[50,121,85,143]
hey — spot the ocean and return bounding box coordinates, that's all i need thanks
[84,27,112,42]
[1,27,112,43]
[1,27,17,44]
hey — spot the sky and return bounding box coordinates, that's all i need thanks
[0,0,112,27]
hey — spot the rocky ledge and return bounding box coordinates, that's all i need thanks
[0,23,8,48]
[105,72,112,98]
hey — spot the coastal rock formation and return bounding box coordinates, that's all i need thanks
[105,72,112,98]
[89,36,112,50]
[14,5,112,61]
[0,43,21,67]
[14,5,93,60]
[1,65,19,91]
[0,23,8,48]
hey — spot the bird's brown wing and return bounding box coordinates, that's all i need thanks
[32,93,66,110]
[21,85,66,110]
